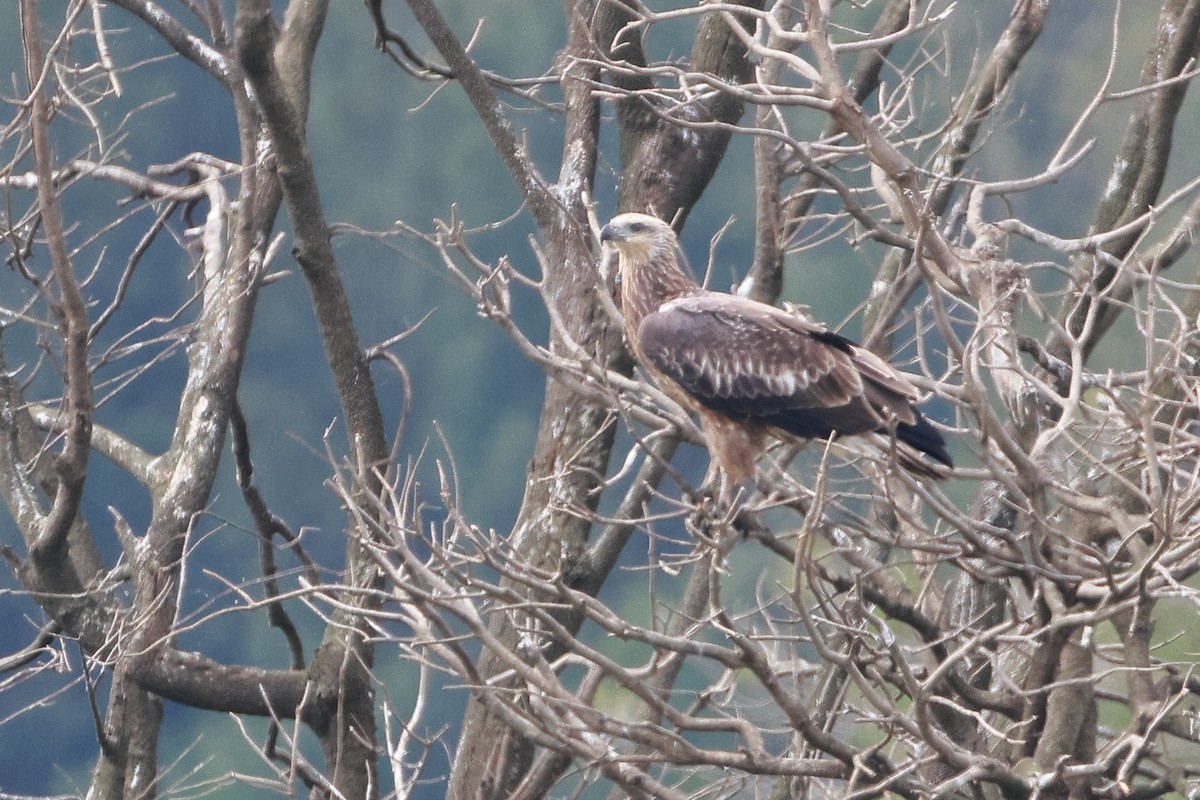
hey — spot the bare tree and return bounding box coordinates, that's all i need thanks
[5,1,1200,799]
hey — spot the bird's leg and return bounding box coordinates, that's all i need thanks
[696,458,725,512]
[709,459,729,508]
[690,462,740,539]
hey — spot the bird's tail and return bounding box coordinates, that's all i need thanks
[895,414,954,473]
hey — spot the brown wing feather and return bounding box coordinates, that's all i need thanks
[606,213,951,471]
[636,293,937,445]
[638,295,864,415]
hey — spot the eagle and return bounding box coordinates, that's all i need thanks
[599,212,952,497]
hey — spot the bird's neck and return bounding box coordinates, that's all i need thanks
[619,254,698,333]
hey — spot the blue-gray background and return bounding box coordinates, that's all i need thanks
[0,2,1189,795]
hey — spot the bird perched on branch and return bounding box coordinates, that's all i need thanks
[600,212,952,500]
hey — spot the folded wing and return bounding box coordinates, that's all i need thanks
[637,293,952,467]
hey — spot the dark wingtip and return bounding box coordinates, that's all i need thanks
[896,414,954,470]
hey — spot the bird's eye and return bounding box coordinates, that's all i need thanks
[629,222,646,233]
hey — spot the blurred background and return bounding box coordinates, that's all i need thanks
[0,1,1192,795]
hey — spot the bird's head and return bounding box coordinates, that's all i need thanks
[600,213,675,264]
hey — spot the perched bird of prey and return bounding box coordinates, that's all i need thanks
[600,212,952,496]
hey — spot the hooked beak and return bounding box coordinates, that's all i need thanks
[599,223,625,243]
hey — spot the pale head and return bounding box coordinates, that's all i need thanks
[599,213,677,265]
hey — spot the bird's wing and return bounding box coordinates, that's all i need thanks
[636,293,869,421]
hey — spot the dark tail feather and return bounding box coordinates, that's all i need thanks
[895,413,954,470]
